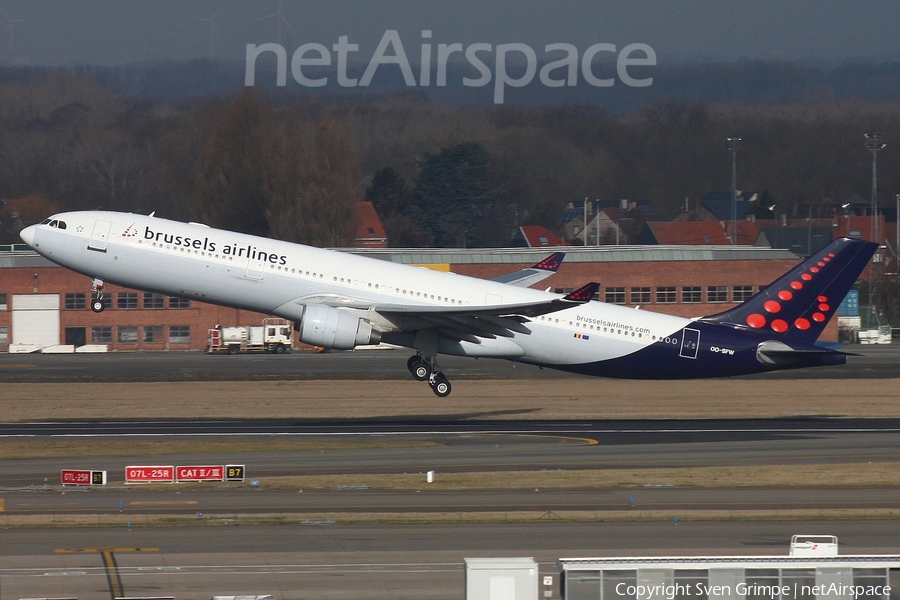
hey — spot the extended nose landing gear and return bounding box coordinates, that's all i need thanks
[90,278,106,313]
[407,353,452,397]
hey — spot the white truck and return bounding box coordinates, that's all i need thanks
[207,318,293,354]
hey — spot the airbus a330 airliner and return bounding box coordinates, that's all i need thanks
[20,211,877,396]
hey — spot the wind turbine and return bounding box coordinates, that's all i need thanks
[256,0,293,46]
[0,6,26,54]
[195,8,220,58]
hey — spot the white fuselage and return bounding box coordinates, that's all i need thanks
[22,211,691,368]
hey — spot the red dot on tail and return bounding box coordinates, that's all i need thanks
[764,300,781,313]
[801,273,813,281]
[812,312,826,323]
[790,281,803,290]
[828,253,835,257]
[817,295,828,302]
[747,314,766,328]
[817,261,826,267]
[794,318,811,330]
[771,319,788,333]
[819,303,830,312]
[810,267,820,273]
[778,290,793,301]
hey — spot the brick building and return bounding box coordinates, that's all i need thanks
[0,243,837,353]
[0,248,270,352]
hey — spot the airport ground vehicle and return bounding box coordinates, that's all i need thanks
[207,318,293,354]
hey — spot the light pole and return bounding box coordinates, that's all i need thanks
[864,133,885,244]
[582,197,587,245]
[727,137,742,245]
[864,134,886,329]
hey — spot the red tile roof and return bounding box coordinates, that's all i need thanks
[647,220,759,245]
[356,201,387,248]
[518,226,567,247]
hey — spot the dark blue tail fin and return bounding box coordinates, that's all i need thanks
[704,238,878,343]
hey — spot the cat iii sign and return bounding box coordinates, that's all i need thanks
[245,30,656,103]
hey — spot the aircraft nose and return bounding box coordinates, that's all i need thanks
[19,225,36,247]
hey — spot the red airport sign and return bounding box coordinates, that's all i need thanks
[61,470,107,485]
[125,465,175,483]
[61,469,92,485]
[176,465,224,482]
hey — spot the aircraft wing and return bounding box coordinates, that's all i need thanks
[372,282,598,342]
[278,283,598,343]
[489,252,565,288]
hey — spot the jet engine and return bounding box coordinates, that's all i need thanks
[298,304,381,350]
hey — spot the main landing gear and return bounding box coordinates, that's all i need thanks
[407,353,452,397]
[90,278,105,313]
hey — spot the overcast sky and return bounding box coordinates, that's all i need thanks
[1,0,899,67]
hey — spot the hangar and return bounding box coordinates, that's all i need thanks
[463,538,899,600]
[0,243,824,353]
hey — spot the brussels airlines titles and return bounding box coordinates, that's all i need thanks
[142,225,288,266]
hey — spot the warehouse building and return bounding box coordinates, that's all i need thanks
[558,552,899,600]
[0,243,829,353]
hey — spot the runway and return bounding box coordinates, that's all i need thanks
[0,344,898,382]
[1,346,898,599]
[4,521,900,600]
[4,487,900,516]
[5,415,900,437]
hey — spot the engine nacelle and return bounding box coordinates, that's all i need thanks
[299,304,381,350]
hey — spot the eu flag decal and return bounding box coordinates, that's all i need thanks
[574,333,590,340]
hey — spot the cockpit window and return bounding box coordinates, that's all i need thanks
[40,218,52,225]
[57,221,67,229]
[49,220,58,228]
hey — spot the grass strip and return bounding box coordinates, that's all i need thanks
[11,461,900,491]
[6,508,900,529]
[0,438,438,459]
[257,462,900,490]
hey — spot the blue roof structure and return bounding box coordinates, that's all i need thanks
[702,191,757,220]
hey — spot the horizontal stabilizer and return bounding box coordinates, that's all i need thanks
[756,340,847,367]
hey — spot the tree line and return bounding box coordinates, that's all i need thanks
[1,69,899,247]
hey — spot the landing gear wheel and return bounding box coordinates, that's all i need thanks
[90,278,105,313]
[430,374,451,397]
[407,355,430,381]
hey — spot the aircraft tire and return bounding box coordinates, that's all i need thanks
[413,363,430,381]
[431,375,451,397]
[408,356,430,381]
[91,300,104,313]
